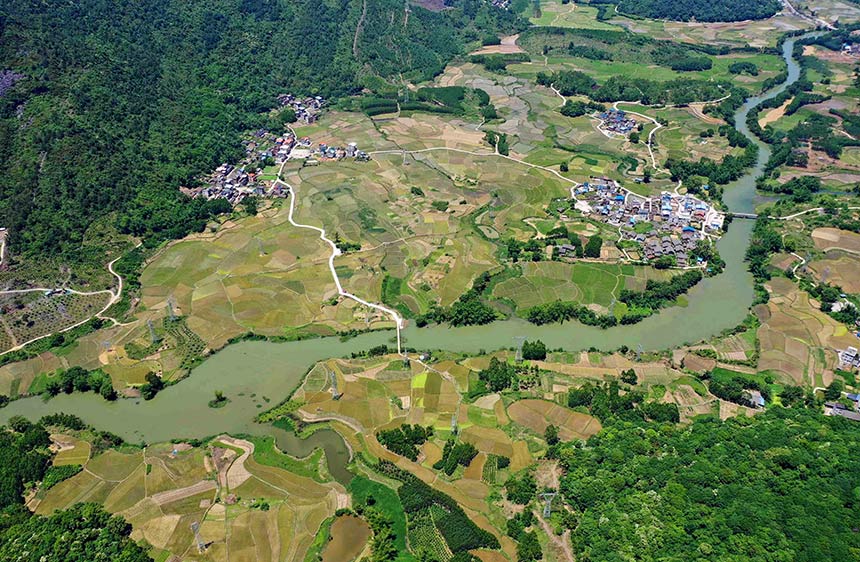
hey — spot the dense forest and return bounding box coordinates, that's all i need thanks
[0,0,523,263]
[613,0,780,22]
[557,408,860,561]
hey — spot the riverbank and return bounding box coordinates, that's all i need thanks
[0,32,820,482]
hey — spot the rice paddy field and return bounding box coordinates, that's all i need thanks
[492,261,675,314]
[608,11,812,48]
[506,398,602,441]
[755,277,857,386]
[34,436,342,562]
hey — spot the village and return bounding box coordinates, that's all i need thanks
[570,177,725,267]
[181,94,370,204]
[598,107,638,136]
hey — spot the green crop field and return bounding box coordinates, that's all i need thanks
[493,261,674,311]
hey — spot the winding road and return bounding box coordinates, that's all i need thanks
[275,162,405,353]
[0,246,138,357]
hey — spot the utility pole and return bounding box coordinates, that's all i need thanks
[191,521,205,553]
[514,336,527,363]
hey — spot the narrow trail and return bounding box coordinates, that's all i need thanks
[609,94,731,173]
[549,84,566,108]
[352,0,367,58]
[612,101,664,172]
[368,146,580,187]
[772,206,860,220]
[275,161,404,353]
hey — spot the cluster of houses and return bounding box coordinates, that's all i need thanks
[489,0,511,9]
[277,93,325,124]
[572,178,725,266]
[841,42,860,57]
[182,163,280,204]
[307,142,370,165]
[184,125,370,203]
[247,128,309,164]
[598,108,637,136]
[839,346,860,370]
[826,347,860,421]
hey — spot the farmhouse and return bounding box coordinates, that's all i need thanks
[839,346,860,370]
[825,402,860,421]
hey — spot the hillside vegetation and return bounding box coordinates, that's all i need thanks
[557,408,860,561]
[0,0,522,262]
[614,0,780,22]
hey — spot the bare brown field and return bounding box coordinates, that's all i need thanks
[808,252,860,293]
[507,399,602,441]
[759,98,792,128]
[323,516,370,562]
[812,227,860,253]
[470,34,524,55]
[757,277,857,386]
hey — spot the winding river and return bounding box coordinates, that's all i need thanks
[0,34,818,483]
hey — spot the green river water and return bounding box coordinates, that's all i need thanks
[0,34,818,484]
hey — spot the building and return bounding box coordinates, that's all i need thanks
[746,390,766,408]
[825,402,860,421]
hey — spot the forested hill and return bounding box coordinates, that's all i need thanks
[614,0,781,22]
[0,0,523,260]
[557,408,860,561]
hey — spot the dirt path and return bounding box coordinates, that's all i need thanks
[216,435,254,491]
[0,242,141,356]
[536,510,575,562]
[150,480,217,506]
[352,0,367,58]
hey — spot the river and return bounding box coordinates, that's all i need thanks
[0,33,818,483]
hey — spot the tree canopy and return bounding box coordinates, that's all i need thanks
[0,0,523,262]
[557,408,860,561]
[616,0,780,22]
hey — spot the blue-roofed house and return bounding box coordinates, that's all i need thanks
[747,390,766,408]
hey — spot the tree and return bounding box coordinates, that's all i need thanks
[560,161,569,172]
[521,340,547,361]
[243,196,259,216]
[545,424,559,446]
[629,131,640,144]
[516,531,542,561]
[584,235,603,258]
[0,503,151,561]
[505,472,537,504]
[99,379,117,401]
[140,371,164,400]
[824,380,844,401]
[620,368,638,385]
[653,255,676,269]
[478,358,516,392]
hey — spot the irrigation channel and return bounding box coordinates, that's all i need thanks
[0,33,820,484]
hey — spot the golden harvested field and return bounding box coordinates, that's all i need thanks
[812,227,860,253]
[51,434,92,466]
[36,437,341,562]
[756,278,857,386]
[808,252,860,293]
[507,399,602,441]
